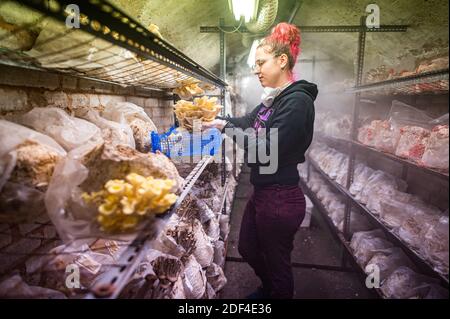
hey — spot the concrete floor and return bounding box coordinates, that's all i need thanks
[219,166,375,299]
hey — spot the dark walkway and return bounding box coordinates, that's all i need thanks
[220,165,374,299]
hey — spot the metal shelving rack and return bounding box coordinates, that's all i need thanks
[0,0,233,299]
[298,178,383,299]
[347,68,449,96]
[306,155,449,287]
[0,0,227,91]
[309,16,449,294]
[315,134,449,181]
[86,156,213,299]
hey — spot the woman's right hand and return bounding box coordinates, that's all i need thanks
[201,119,227,131]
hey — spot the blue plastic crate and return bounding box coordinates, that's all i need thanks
[150,126,222,158]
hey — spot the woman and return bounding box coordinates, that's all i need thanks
[203,22,317,299]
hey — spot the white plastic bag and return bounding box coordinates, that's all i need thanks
[146,250,186,299]
[18,107,101,151]
[354,236,394,267]
[337,210,373,234]
[213,240,226,267]
[366,247,415,283]
[423,284,450,299]
[381,266,440,299]
[358,120,383,147]
[389,101,433,162]
[191,219,214,268]
[204,218,220,243]
[0,182,47,224]
[0,120,66,223]
[0,120,66,190]
[373,120,401,154]
[422,215,449,275]
[349,164,375,196]
[206,263,227,293]
[192,194,216,224]
[25,241,116,297]
[367,189,412,219]
[102,101,158,152]
[395,126,431,162]
[356,170,407,205]
[45,140,181,241]
[378,192,440,229]
[219,214,230,241]
[0,275,66,299]
[335,156,349,187]
[182,255,207,299]
[350,229,386,252]
[397,207,442,251]
[78,110,135,148]
[420,123,449,170]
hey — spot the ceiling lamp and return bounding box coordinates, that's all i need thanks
[228,0,259,23]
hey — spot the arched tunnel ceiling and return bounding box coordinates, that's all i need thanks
[110,0,448,79]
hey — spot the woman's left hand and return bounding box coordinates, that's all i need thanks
[202,119,227,131]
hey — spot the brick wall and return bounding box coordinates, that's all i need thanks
[126,96,174,132]
[0,85,174,133]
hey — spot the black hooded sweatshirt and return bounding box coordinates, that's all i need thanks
[219,80,317,186]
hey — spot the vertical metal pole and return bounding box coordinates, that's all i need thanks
[219,18,226,82]
[220,18,227,216]
[312,55,316,83]
[401,166,409,192]
[173,94,180,128]
[342,17,366,268]
[307,162,311,182]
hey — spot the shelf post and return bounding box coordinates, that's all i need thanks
[343,16,367,242]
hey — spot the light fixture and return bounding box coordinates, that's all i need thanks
[228,0,259,23]
[247,38,261,68]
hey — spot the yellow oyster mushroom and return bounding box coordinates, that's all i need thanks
[126,173,147,186]
[123,183,134,197]
[122,216,139,230]
[97,215,117,228]
[105,194,120,205]
[163,193,178,206]
[82,190,104,203]
[120,197,137,215]
[99,202,117,215]
[81,192,94,203]
[105,180,126,195]
[135,207,148,216]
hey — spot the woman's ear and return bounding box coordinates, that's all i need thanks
[279,53,289,70]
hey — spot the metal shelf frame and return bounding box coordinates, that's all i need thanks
[1,0,227,92]
[307,15,449,293]
[315,134,449,181]
[85,155,214,299]
[347,69,449,95]
[306,156,449,287]
[299,178,383,299]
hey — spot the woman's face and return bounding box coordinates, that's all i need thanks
[253,46,287,88]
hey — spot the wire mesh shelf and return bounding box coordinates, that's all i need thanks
[299,178,384,299]
[0,0,226,92]
[347,69,449,95]
[0,156,215,299]
[306,155,449,286]
[315,134,449,180]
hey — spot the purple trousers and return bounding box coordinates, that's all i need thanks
[238,184,306,299]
